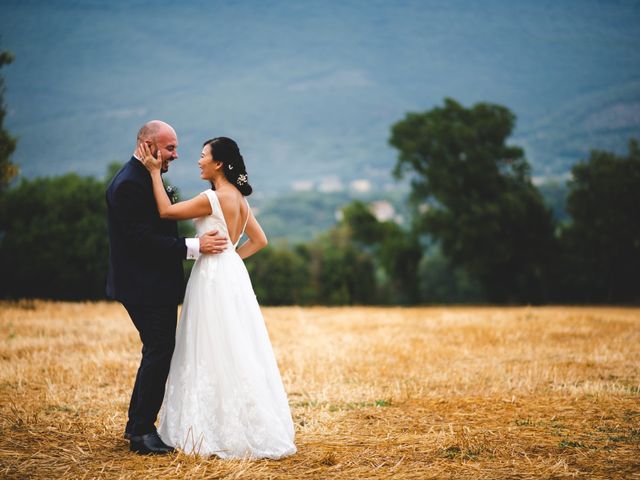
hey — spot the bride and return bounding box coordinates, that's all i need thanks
[137,137,296,459]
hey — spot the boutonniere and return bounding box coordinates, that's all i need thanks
[165,185,178,204]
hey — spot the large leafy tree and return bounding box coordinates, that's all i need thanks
[390,98,557,303]
[0,50,18,192]
[560,139,640,303]
[0,173,110,300]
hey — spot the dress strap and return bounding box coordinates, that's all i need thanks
[234,198,251,248]
[201,189,219,215]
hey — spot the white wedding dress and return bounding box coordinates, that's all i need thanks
[157,189,296,459]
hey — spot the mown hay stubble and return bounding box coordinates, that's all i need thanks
[0,302,638,478]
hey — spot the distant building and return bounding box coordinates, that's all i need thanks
[531,172,571,186]
[318,176,344,193]
[292,180,314,192]
[418,203,430,214]
[369,200,395,222]
[350,179,371,193]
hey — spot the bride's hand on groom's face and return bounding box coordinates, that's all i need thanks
[137,142,162,173]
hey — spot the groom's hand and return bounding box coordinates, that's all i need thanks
[199,230,228,254]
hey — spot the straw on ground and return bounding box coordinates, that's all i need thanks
[0,302,638,479]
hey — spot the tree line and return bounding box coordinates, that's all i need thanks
[0,51,638,303]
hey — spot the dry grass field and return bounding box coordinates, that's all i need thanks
[0,301,638,479]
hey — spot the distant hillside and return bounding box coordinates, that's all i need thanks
[1,0,639,197]
[255,187,411,244]
[247,180,568,245]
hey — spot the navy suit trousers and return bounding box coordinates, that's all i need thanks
[123,303,177,436]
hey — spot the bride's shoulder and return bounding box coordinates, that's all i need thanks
[214,188,232,201]
[215,188,242,210]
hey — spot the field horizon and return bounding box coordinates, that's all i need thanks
[0,301,638,478]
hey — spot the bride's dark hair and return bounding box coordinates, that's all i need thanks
[203,137,253,196]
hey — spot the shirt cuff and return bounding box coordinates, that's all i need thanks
[185,237,200,260]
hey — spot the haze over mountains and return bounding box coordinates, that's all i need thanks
[1,0,639,198]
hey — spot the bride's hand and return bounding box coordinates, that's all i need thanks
[136,142,162,173]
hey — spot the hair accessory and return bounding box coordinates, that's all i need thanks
[228,164,233,170]
[237,173,248,185]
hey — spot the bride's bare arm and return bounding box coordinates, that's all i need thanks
[149,170,211,220]
[138,142,212,221]
[236,211,268,260]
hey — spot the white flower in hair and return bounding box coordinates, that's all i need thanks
[237,173,248,185]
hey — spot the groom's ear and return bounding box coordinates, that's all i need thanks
[145,140,158,156]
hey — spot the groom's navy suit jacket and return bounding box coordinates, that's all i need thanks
[106,157,186,305]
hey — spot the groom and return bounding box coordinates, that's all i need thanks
[106,120,227,455]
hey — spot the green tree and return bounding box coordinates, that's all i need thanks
[537,180,569,224]
[418,248,485,304]
[0,50,18,192]
[390,98,557,303]
[559,139,640,303]
[0,172,110,299]
[341,200,422,304]
[304,227,378,305]
[245,244,313,305]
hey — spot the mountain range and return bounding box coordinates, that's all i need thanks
[1,0,639,201]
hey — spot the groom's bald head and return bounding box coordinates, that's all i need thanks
[136,120,179,172]
[137,120,176,143]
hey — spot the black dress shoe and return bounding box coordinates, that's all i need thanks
[129,431,175,455]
